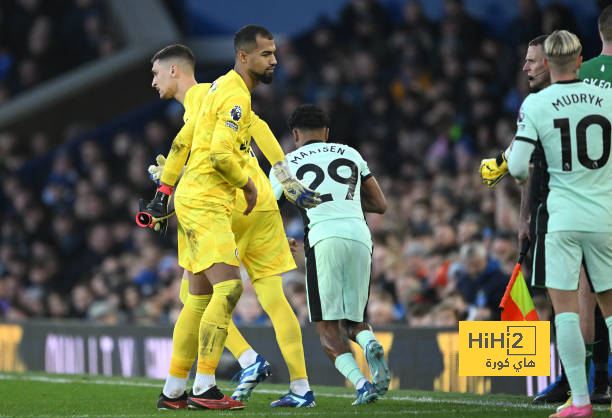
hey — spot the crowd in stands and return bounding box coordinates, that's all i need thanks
[2,0,602,327]
[0,0,121,103]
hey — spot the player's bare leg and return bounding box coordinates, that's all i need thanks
[579,270,596,345]
[316,320,377,405]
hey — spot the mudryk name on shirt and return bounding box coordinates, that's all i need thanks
[551,92,604,111]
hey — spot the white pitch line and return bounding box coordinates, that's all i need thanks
[0,373,606,412]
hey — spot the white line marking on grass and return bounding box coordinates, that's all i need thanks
[1,373,607,413]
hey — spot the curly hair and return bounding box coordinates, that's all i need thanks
[288,104,330,131]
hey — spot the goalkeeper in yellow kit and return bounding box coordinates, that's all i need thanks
[140,27,319,411]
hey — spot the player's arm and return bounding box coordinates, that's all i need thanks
[269,166,284,200]
[249,112,285,164]
[137,118,196,234]
[518,167,532,246]
[353,150,386,213]
[507,138,536,183]
[249,113,321,209]
[155,116,196,186]
[210,96,257,214]
[508,99,539,183]
[360,175,387,214]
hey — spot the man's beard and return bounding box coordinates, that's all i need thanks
[528,81,547,93]
[528,72,550,93]
[528,84,541,93]
[252,68,274,84]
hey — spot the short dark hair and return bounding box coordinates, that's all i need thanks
[234,25,274,54]
[150,44,195,69]
[599,4,612,42]
[288,104,330,131]
[528,35,548,47]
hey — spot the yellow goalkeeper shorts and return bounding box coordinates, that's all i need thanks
[232,209,296,281]
[175,200,239,274]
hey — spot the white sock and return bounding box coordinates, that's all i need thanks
[290,378,310,395]
[572,394,590,407]
[162,374,187,399]
[355,378,367,390]
[237,348,258,369]
[192,373,215,395]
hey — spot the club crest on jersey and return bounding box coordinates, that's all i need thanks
[230,105,242,122]
[518,108,525,123]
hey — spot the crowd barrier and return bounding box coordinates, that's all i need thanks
[0,321,560,395]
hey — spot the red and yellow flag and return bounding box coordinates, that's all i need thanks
[499,263,539,321]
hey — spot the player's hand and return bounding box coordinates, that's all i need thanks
[479,151,508,189]
[241,177,257,216]
[135,184,175,235]
[288,237,298,257]
[148,154,166,184]
[273,160,321,209]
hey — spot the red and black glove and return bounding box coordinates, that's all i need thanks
[135,184,175,235]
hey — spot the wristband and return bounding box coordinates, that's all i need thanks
[495,151,506,166]
[157,184,174,196]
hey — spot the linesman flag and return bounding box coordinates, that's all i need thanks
[499,240,539,321]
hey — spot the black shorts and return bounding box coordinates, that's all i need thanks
[529,203,593,291]
[530,203,548,289]
[531,232,546,288]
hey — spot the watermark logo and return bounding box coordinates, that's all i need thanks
[459,321,550,376]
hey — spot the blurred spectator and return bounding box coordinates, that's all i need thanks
[455,241,508,320]
[1,0,121,99]
[1,0,599,326]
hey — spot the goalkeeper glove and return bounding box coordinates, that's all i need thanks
[479,151,508,189]
[273,159,321,209]
[135,184,175,235]
[147,154,166,184]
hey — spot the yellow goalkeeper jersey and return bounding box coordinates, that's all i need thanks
[235,113,281,213]
[174,69,253,211]
[161,82,211,183]
[161,73,284,213]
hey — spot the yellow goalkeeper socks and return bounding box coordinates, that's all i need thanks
[165,293,211,397]
[197,279,243,375]
[254,276,308,381]
[225,319,253,363]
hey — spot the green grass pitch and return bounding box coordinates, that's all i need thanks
[0,372,609,417]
